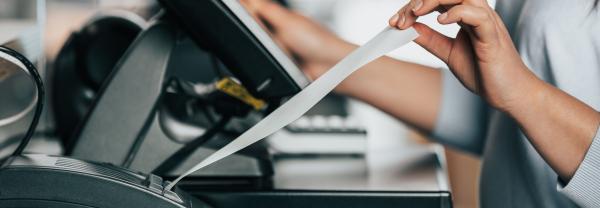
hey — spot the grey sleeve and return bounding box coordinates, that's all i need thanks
[559,125,600,208]
[430,69,489,155]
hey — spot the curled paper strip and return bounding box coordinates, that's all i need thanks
[166,26,419,190]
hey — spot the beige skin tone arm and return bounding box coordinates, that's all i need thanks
[336,47,443,132]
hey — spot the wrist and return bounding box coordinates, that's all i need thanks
[500,67,548,116]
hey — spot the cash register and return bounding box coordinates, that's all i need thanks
[1,0,452,207]
[65,0,313,190]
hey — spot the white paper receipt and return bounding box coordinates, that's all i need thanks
[166,27,419,190]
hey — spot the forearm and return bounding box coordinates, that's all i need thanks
[337,54,442,132]
[506,75,600,181]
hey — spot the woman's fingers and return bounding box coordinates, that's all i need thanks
[437,5,497,42]
[390,0,496,30]
[390,3,418,29]
[390,0,464,29]
[412,0,463,16]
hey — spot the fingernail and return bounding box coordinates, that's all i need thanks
[398,14,406,27]
[390,13,400,25]
[412,0,423,12]
[439,12,448,21]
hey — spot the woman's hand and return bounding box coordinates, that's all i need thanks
[390,0,600,182]
[241,0,355,82]
[389,0,540,112]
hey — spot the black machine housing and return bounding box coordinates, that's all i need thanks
[0,154,210,208]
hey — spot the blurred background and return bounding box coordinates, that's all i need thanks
[0,1,488,207]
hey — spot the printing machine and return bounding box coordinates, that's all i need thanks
[0,0,452,207]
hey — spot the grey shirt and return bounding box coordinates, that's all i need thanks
[431,0,600,207]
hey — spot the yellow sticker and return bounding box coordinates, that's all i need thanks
[215,77,266,110]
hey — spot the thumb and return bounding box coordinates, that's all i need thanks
[413,23,479,91]
[412,23,453,63]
